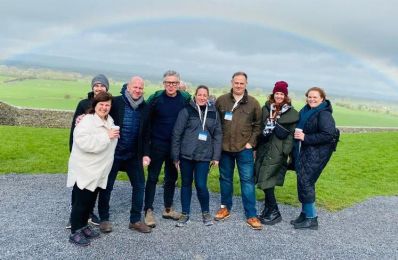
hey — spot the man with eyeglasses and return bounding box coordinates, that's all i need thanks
[66,74,110,229]
[143,70,191,228]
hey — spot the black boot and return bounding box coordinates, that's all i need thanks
[257,203,270,221]
[260,205,282,225]
[290,212,306,225]
[293,217,318,230]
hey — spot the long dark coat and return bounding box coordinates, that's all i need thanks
[295,100,336,203]
[255,102,299,190]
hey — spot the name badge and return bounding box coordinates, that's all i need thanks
[224,111,233,121]
[198,131,208,141]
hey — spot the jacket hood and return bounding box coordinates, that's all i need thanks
[189,99,217,112]
[303,99,333,114]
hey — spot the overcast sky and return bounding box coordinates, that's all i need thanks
[1,0,398,100]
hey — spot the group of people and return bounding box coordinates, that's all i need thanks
[66,70,337,246]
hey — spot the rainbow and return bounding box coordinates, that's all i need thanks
[2,4,397,89]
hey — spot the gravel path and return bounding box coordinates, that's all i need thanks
[0,174,397,259]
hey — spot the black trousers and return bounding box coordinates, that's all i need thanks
[70,184,101,233]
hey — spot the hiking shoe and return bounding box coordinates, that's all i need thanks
[214,207,230,221]
[176,214,190,227]
[145,209,156,228]
[246,217,263,230]
[99,221,113,233]
[202,212,213,226]
[82,225,100,239]
[128,221,152,233]
[162,208,181,220]
[88,213,100,226]
[69,230,90,247]
[290,212,306,225]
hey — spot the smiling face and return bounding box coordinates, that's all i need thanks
[231,75,247,96]
[163,75,180,97]
[95,100,112,119]
[306,90,324,108]
[273,92,285,105]
[92,83,107,97]
[195,88,209,106]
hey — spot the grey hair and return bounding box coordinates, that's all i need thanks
[163,70,180,80]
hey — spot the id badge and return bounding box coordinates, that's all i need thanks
[224,111,233,121]
[198,131,208,141]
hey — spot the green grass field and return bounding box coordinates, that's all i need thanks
[1,77,398,127]
[2,125,397,211]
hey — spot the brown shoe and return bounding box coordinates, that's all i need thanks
[99,221,112,233]
[128,221,152,233]
[214,207,230,221]
[246,217,262,230]
[162,208,181,220]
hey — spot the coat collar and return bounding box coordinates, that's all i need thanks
[229,89,248,104]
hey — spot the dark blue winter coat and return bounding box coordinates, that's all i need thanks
[295,99,336,203]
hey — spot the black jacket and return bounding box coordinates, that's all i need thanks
[69,92,94,152]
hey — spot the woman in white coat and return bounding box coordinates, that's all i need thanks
[67,92,119,246]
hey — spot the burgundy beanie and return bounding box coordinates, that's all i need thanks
[273,81,288,96]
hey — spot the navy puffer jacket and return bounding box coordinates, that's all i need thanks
[295,100,336,203]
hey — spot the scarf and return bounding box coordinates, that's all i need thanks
[262,103,291,137]
[293,101,327,170]
[123,89,143,110]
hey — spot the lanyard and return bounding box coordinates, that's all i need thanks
[196,104,208,131]
[231,96,243,112]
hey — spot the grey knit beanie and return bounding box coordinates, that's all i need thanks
[91,74,109,90]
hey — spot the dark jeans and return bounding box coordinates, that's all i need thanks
[70,184,100,233]
[180,158,210,215]
[98,156,145,223]
[219,149,257,218]
[144,142,178,211]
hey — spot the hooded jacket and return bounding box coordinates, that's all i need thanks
[254,101,299,189]
[171,100,222,162]
[295,99,336,203]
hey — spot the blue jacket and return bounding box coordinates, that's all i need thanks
[109,86,150,159]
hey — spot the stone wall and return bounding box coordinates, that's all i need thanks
[1,101,398,132]
[0,101,73,128]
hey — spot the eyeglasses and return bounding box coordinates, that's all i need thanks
[163,81,179,86]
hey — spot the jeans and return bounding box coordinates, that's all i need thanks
[144,142,178,211]
[70,184,100,233]
[219,149,257,218]
[98,156,145,223]
[180,158,210,215]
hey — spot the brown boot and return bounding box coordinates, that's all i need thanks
[128,221,152,233]
[99,221,112,233]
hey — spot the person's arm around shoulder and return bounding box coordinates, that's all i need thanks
[69,101,87,152]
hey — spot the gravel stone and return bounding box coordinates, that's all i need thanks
[0,174,397,259]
